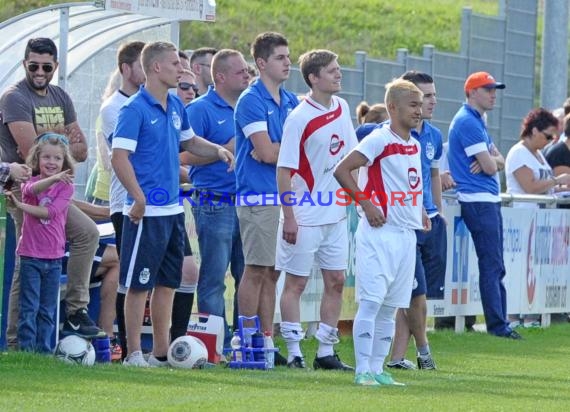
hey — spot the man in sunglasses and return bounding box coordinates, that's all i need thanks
[176,70,198,106]
[0,37,104,348]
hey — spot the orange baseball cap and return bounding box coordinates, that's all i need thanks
[464,71,505,93]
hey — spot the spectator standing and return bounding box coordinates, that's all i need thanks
[448,71,521,339]
[100,40,146,359]
[0,38,102,347]
[190,47,217,96]
[6,133,74,353]
[234,33,299,363]
[184,49,250,345]
[111,41,233,367]
[176,70,198,106]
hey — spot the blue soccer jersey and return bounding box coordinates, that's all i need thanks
[355,122,378,141]
[234,79,299,204]
[112,87,193,215]
[186,87,237,193]
[448,103,500,202]
[411,121,443,216]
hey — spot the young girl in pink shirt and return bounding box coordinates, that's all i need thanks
[6,133,74,353]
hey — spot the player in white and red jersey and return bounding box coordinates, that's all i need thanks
[278,95,356,225]
[355,125,424,229]
[276,49,357,371]
[334,79,430,386]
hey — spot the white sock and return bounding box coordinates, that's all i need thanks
[353,299,381,374]
[280,321,304,362]
[369,304,397,374]
[316,322,338,358]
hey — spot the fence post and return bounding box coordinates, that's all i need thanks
[423,44,435,75]
[460,8,472,57]
[355,50,367,103]
[540,0,569,110]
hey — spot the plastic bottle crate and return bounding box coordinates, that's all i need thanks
[226,315,278,370]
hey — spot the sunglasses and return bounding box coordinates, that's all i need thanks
[35,132,69,145]
[178,82,199,92]
[542,131,555,141]
[27,62,55,73]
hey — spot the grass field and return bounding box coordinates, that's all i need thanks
[2,324,570,412]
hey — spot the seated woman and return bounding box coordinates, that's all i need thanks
[505,108,570,327]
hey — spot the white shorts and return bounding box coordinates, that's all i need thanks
[355,221,417,308]
[275,219,348,276]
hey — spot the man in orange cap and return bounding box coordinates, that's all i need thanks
[447,71,521,339]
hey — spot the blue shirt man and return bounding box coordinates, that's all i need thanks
[187,86,237,194]
[448,71,520,340]
[111,42,234,366]
[185,49,251,345]
[233,32,299,348]
[235,78,298,204]
[114,87,192,214]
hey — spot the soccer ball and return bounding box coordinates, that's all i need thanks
[167,335,208,369]
[54,335,96,366]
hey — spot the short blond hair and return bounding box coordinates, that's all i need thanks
[141,41,177,74]
[385,79,422,107]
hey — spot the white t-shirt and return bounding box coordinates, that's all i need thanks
[100,90,129,214]
[355,125,423,230]
[505,141,554,208]
[277,96,357,225]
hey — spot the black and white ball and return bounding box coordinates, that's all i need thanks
[167,335,208,369]
[54,335,96,366]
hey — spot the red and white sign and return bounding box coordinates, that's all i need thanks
[186,313,224,363]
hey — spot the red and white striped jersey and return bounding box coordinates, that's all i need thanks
[355,125,424,229]
[278,95,358,225]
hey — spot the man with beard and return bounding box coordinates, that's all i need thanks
[0,37,103,348]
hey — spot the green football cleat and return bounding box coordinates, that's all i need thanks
[374,371,406,386]
[354,372,380,386]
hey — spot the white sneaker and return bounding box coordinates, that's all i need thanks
[123,350,150,367]
[386,358,417,370]
[148,354,170,367]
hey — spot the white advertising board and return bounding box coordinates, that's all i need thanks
[102,0,216,21]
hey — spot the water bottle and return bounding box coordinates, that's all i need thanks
[230,331,242,361]
[263,331,275,369]
[93,336,111,363]
[251,331,265,361]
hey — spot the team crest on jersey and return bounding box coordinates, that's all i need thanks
[425,142,435,160]
[172,111,181,130]
[139,268,151,285]
[329,134,345,155]
[408,167,420,189]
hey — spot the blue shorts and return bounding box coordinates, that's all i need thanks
[120,213,186,290]
[412,214,447,299]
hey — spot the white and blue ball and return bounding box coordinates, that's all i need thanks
[167,335,208,369]
[54,335,96,366]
